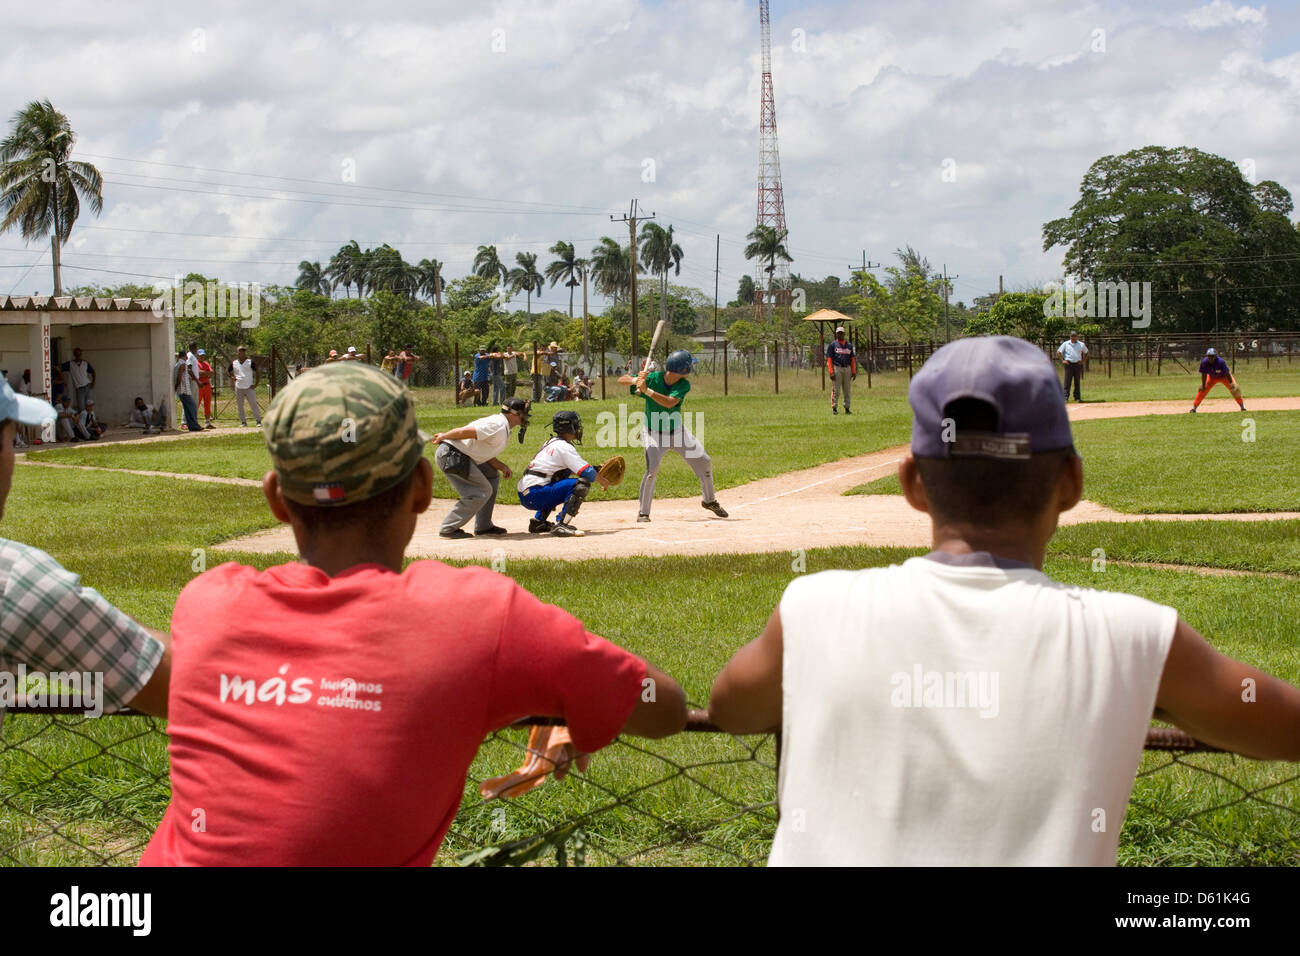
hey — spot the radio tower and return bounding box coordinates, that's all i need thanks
[756,0,790,323]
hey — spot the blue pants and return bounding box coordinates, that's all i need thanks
[519,478,580,521]
[179,394,201,432]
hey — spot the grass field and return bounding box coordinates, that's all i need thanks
[844,410,1300,513]
[3,374,1299,867]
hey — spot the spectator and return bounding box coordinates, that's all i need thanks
[174,350,202,433]
[195,349,215,429]
[488,343,506,405]
[50,366,67,407]
[708,336,1300,865]
[138,364,683,865]
[78,399,107,439]
[53,395,90,442]
[229,346,261,427]
[472,346,491,406]
[400,346,420,386]
[530,342,560,402]
[0,379,171,734]
[501,346,524,399]
[456,371,476,407]
[381,350,398,376]
[345,346,360,361]
[1057,331,1089,403]
[325,350,340,363]
[16,370,30,396]
[60,347,95,410]
[126,397,167,435]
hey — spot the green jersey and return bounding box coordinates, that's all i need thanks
[632,370,690,432]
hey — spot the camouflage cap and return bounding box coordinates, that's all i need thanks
[263,362,429,507]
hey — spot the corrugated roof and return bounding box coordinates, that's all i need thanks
[0,295,163,312]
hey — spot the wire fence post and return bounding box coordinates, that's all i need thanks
[723,340,729,396]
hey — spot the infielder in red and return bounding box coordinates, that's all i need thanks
[1189,348,1245,413]
[195,349,215,428]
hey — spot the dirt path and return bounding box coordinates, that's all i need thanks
[214,396,1300,560]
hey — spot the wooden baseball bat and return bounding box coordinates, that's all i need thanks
[642,319,668,372]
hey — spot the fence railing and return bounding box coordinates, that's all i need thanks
[3,708,1295,867]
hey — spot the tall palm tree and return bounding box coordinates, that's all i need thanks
[639,222,684,332]
[589,237,641,304]
[296,260,330,296]
[0,99,104,296]
[507,251,544,315]
[744,224,793,322]
[473,245,508,283]
[545,240,584,317]
[417,258,445,319]
[328,240,362,298]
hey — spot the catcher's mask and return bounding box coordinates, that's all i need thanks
[502,397,532,443]
[551,409,583,444]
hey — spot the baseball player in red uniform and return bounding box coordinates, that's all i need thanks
[1189,348,1245,412]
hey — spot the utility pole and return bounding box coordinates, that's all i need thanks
[840,252,881,391]
[940,264,959,342]
[612,199,654,369]
[713,233,720,372]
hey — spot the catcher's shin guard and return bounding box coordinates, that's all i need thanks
[557,478,592,524]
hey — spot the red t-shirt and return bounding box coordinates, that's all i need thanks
[140,560,644,866]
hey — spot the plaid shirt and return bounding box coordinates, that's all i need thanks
[0,538,162,723]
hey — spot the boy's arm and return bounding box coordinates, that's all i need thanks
[621,660,687,738]
[125,628,171,717]
[1156,618,1300,761]
[709,606,783,734]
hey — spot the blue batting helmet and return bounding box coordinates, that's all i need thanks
[665,349,695,374]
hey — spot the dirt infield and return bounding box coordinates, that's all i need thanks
[214,396,1300,560]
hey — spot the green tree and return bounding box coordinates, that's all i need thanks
[296,260,330,296]
[639,222,684,333]
[327,240,362,299]
[1042,145,1300,333]
[545,240,583,317]
[731,274,757,306]
[367,290,423,353]
[416,258,445,318]
[507,251,544,315]
[589,237,641,303]
[0,99,103,295]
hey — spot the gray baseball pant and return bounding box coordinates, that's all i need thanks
[236,387,261,424]
[638,425,716,516]
[436,444,501,533]
[831,365,852,409]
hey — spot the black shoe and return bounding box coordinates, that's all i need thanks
[1188,407,1197,413]
[702,500,729,518]
[832,406,837,415]
[528,518,554,534]
[476,526,508,536]
[637,514,651,523]
[439,529,472,540]
[1240,405,1246,411]
[552,522,584,537]
[845,408,851,415]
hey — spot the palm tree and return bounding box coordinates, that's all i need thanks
[639,222,684,332]
[296,260,330,296]
[507,251,544,315]
[744,224,793,322]
[328,240,362,298]
[545,240,584,317]
[417,258,445,319]
[0,99,104,296]
[589,237,641,304]
[473,244,508,283]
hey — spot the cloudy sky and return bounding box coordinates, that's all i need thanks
[2,0,1297,309]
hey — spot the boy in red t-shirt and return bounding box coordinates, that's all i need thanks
[142,362,686,866]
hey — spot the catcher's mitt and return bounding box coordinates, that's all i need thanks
[596,455,626,487]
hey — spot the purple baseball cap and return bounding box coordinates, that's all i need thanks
[909,336,1074,460]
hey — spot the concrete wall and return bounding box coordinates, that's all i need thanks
[50,323,155,423]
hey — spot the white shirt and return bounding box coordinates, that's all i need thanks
[129,404,157,426]
[502,353,518,376]
[446,413,510,464]
[64,359,93,389]
[231,358,256,389]
[769,555,1175,867]
[1058,339,1088,363]
[517,438,591,494]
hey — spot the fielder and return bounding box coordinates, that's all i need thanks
[1189,348,1245,412]
[516,410,624,538]
[826,326,857,415]
[619,349,727,523]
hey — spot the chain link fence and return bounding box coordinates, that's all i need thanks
[2,709,1295,867]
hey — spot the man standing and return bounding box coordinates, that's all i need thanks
[1189,348,1245,413]
[174,349,202,433]
[195,349,215,429]
[472,346,492,407]
[400,346,420,386]
[60,347,95,411]
[708,335,1300,865]
[229,346,261,427]
[1056,331,1089,402]
[826,326,857,415]
[619,349,726,523]
[432,397,529,539]
[502,346,523,399]
[489,344,506,406]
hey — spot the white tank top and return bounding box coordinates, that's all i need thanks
[770,554,1176,866]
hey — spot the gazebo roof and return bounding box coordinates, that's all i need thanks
[802,308,854,324]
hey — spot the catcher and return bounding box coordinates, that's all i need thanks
[516,410,624,538]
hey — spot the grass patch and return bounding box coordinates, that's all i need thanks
[1051,519,1300,575]
[843,472,901,496]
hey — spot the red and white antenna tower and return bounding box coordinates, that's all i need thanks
[756,0,790,319]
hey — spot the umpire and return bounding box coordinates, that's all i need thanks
[432,397,530,539]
